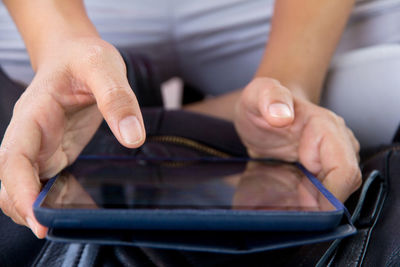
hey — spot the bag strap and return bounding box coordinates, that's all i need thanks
[317,158,388,266]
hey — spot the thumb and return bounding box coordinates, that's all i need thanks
[84,59,146,148]
[258,82,294,128]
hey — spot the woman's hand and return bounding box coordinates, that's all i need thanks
[234,77,361,202]
[0,37,145,238]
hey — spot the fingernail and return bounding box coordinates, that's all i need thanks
[119,116,143,145]
[268,103,292,118]
[26,217,38,236]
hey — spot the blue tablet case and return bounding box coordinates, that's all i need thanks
[34,109,356,254]
[34,159,347,232]
[38,162,356,254]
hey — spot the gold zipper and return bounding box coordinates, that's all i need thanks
[149,136,400,165]
[147,135,232,158]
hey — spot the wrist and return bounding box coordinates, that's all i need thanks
[31,27,100,71]
[255,60,324,104]
[4,0,99,71]
[33,32,102,71]
[251,76,310,102]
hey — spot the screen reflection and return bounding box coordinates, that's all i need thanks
[42,159,335,212]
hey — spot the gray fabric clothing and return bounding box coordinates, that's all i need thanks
[0,0,400,147]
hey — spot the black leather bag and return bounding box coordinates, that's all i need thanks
[316,143,400,267]
[0,53,399,266]
[30,114,399,267]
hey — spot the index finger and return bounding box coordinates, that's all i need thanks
[73,45,146,148]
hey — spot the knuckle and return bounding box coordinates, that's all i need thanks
[354,137,361,153]
[85,45,107,65]
[12,96,26,115]
[99,87,136,114]
[0,150,8,178]
[263,77,281,86]
[266,78,282,89]
[0,189,12,218]
[327,110,346,127]
[349,133,361,154]
[1,185,30,220]
[345,164,362,191]
[250,77,281,89]
[0,199,24,225]
[322,108,338,121]
[82,41,122,69]
[10,91,39,119]
[336,115,346,126]
[241,83,254,99]
[10,195,28,219]
[12,99,22,114]
[319,108,347,128]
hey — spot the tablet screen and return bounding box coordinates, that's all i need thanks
[41,158,335,212]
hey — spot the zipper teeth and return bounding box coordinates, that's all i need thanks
[147,137,400,165]
[147,135,231,158]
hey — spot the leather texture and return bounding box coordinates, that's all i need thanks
[120,50,164,108]
[334,148,400,266]
[46,224,355,254]
[34,242,100,267]
[0,211,45,267]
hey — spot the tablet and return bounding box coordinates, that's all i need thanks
[33,157,345,231]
